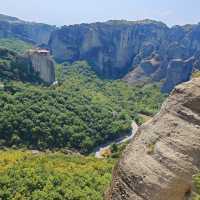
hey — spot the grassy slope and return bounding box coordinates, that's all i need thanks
[0,150,114,200]
[0,38,33,54]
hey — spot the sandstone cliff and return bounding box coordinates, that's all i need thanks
[0,14,56,45]
[26,49,55,84]
[49,20,168,79]
[106,77,200,200]
[49,20,200,92]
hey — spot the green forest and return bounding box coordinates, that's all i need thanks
[0,150,114,200]
[0,38,33,54]
[0,38,199,200]
[0,61,166,153]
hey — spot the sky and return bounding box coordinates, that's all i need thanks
[0,0,200,27]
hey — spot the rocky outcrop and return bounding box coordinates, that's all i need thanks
[0,14,56,45]
[106,77,200,200]
[0,47,55,84]
[49,20,200,92]
[26,49,55,84]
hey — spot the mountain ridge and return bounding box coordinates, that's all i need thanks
[49,19,200,92]
[1,13,200,92]
[0,14,56,45]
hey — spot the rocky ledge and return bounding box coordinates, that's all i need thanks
[106,77,200,200]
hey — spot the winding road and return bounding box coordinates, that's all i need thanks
[95,121,139,158]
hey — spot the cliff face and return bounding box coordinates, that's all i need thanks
[49,20,168,79]
[0,14,56,45]
[49,20,200,92]
[106,77,200,200]
[0,47,55,84]
[26,50,55,84]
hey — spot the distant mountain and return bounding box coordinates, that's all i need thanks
[1,14,200,92]
[49,19,200,92]
[0,14,56,45]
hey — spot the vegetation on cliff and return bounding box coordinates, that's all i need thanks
[0,61,165,153]
[0,150,114,200]
[0,38,33,54]
[0,48,41,83]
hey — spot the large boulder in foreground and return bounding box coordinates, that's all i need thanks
[106,78,200,200]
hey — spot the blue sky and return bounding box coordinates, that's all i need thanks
[0,0,200,26]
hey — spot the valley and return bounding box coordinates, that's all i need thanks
[0,12,199,200]
[0,60,165,154]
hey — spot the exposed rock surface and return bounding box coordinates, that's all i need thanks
[49,20,200,92]
[106,78,200,200]
[0,14,56,45]
[26,49,55,84]
[0,47,55,84]
[49,20,168,79]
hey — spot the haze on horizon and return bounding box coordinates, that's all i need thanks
[0,0,200,27]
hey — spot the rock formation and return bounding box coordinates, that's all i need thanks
[26,49,55,84]
[1,14,200,92]
[0,47,55,84]
[49,20,200,92]
[49,20,168,79]
[0,14,56,45]
[106,77,200,200]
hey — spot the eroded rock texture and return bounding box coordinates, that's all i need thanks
[49,20,200,92]
[106,78,200,200]
[26,50,55,84]
[49,20,168,79]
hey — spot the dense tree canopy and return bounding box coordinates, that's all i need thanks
[0,38,33,54]
[0,61,166,153]
[0,150,114,200]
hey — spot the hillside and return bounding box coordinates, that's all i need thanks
[0,150,114,200]
[0,38,33,54]
[0,61,165,153]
